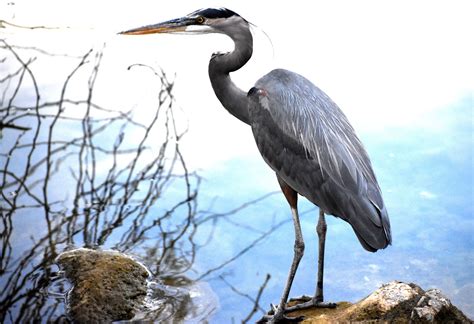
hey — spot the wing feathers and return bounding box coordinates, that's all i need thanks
[248,69,392,251]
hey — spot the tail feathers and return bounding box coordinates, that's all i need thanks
[345,196,392,252]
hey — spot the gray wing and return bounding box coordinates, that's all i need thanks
[247,69,391,251]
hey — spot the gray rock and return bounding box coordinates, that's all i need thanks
[411,288,470,323]
[286,281,472,323]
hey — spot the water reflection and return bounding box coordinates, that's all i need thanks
[0,40,272,322]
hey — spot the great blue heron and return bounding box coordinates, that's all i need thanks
[120,7,391,322]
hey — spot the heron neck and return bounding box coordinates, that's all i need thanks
[208,29,253,125]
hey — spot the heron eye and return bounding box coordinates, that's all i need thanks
[196,16,205,24]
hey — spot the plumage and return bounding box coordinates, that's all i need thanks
[248,69,391,251]
[121,8,391,321]
[190,8,241,20]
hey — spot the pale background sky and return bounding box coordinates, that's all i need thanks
[2,0,473,172]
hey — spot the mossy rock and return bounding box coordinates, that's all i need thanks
[57,248,149,323]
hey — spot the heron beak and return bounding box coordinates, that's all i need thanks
[119,17,194,35]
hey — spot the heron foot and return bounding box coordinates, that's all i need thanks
[285,296,337,312]
[288,294,312,303]
[257,304,305,323]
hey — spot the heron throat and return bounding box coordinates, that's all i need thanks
[208,26,253,125]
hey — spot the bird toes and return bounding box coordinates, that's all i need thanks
[257,304,305,323]
[285,298,337,312]
[288,295,312,303]
[257,313,305,323]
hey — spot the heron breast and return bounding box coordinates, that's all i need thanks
[248,101,331,210]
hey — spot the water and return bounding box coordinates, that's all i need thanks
[1,36,473,323]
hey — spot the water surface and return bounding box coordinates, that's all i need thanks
[1,35,472,323]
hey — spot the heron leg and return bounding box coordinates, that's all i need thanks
[284,209,336,313]
[261,177,305,322]
[315,209,326,302]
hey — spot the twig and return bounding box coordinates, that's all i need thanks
[242,274,271,323]
[0,20,66,30]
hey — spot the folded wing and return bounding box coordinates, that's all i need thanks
[248,69,391,251]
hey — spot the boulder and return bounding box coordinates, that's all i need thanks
[57,248,149,323]
[286,281,472,323]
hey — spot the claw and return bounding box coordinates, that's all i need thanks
[257,304,305,323]
[257,313,304,323]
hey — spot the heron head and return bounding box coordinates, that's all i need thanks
[119,8,248,37]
